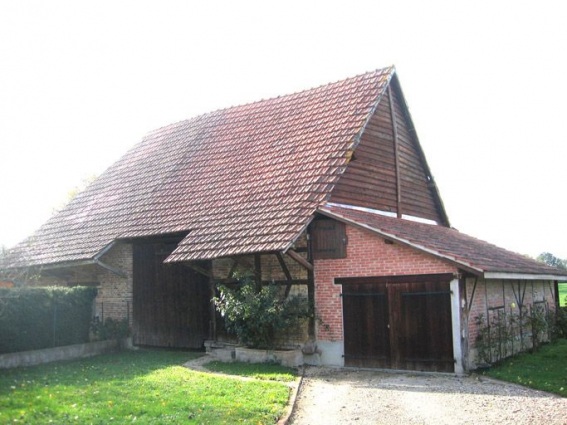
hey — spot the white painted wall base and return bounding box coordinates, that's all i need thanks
[316,341,344,366]
[450,279,464,374]
[0,338,131,369]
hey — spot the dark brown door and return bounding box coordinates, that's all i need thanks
[341,275,454,372]
[343,283,390,368]
[133,242,211,349]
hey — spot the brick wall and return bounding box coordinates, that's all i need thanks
[23,243,134,326]
[314,224,457,342]
[94,242,133,325]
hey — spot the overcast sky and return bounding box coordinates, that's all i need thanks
[0,1,565,259]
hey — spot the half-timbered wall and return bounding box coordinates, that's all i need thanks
[330,80,444,223]
[465,277,557,369]
[210,233,310,347]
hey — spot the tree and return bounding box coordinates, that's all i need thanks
[52,174,98,214]
[536,252,567,270]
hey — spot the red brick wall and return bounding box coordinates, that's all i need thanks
[314,224,457,342]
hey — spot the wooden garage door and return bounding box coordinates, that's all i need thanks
[341,274,454,372]
[133,242,211,349]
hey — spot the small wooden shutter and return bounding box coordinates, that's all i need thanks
[311,219,347,259]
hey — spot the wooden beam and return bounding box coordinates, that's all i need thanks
[390,76,450,226]
[254,254,262,291]
[218,278,310,286]
[94,259,127,278]
[276,252,293,298]
[467,276,478,319]
[182,262,213,278]
[336,273,456,285]
[388,85,402,218]
[209,277,217,341]
[227,257,239,279]
[286,250,313,271]
[306,231,315,338]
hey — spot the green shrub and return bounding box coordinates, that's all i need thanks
[213,278,310,350]
[90,317,130,340]
[0,286,97,354]
[555,307,567,339]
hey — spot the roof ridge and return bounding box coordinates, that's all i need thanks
[145,66,396,137]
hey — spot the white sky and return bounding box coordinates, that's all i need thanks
[0,1,566,259]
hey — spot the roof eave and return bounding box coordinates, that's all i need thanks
[483,271,567,281]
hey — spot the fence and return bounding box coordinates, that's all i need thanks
[93,300,131,325]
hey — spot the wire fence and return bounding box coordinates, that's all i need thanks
[93,300,131,324]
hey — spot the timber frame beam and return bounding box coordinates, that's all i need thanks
[285,249,313,271]
[276,252,294,297]
[183,262,213,278]
[387,85,402,218]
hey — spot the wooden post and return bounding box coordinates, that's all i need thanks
[209,277,216,341]
[254,254,262,292]
[388,85,402,218]
[227,257,239,279]
[307,232,315,338]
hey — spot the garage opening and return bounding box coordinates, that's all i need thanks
[339,273,455,372]
[132,235,211,349]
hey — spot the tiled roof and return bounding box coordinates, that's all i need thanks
[319,203,567,277]
[4,67,395,268]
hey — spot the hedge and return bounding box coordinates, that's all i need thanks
[0,286,98,354]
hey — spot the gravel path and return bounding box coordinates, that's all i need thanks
[290,368,567,425]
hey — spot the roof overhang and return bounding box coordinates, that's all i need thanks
[484,272,567,281]
[18,242,127,278]
[317,207,483,276]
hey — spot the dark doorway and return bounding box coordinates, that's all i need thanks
[341,274,454,372]
[132,241,211,348]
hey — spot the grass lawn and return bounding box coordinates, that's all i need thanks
[485,339,567,397]
[205,361,297,382]
[0,350,290,424]
[559,282,567,307]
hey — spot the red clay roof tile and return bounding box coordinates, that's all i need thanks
[4,67,394,267]
[319,203,566,277]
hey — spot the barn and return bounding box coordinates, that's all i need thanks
[3,66,565,373]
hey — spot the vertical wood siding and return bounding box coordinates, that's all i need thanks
[329,81,443,223]
[133,242,210,349]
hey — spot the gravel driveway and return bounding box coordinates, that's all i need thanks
[290,368,567,425]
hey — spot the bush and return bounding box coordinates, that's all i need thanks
[90,317,130,341]
[214,278,310,350]
[555,307,567,339]
[0,286,98,354]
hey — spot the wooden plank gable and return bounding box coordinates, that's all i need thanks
[329,76,448,225]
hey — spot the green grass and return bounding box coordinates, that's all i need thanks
[485,339,567,397]
[559,282,567,307]
[0,350,290,424]
[205,361,297,382]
